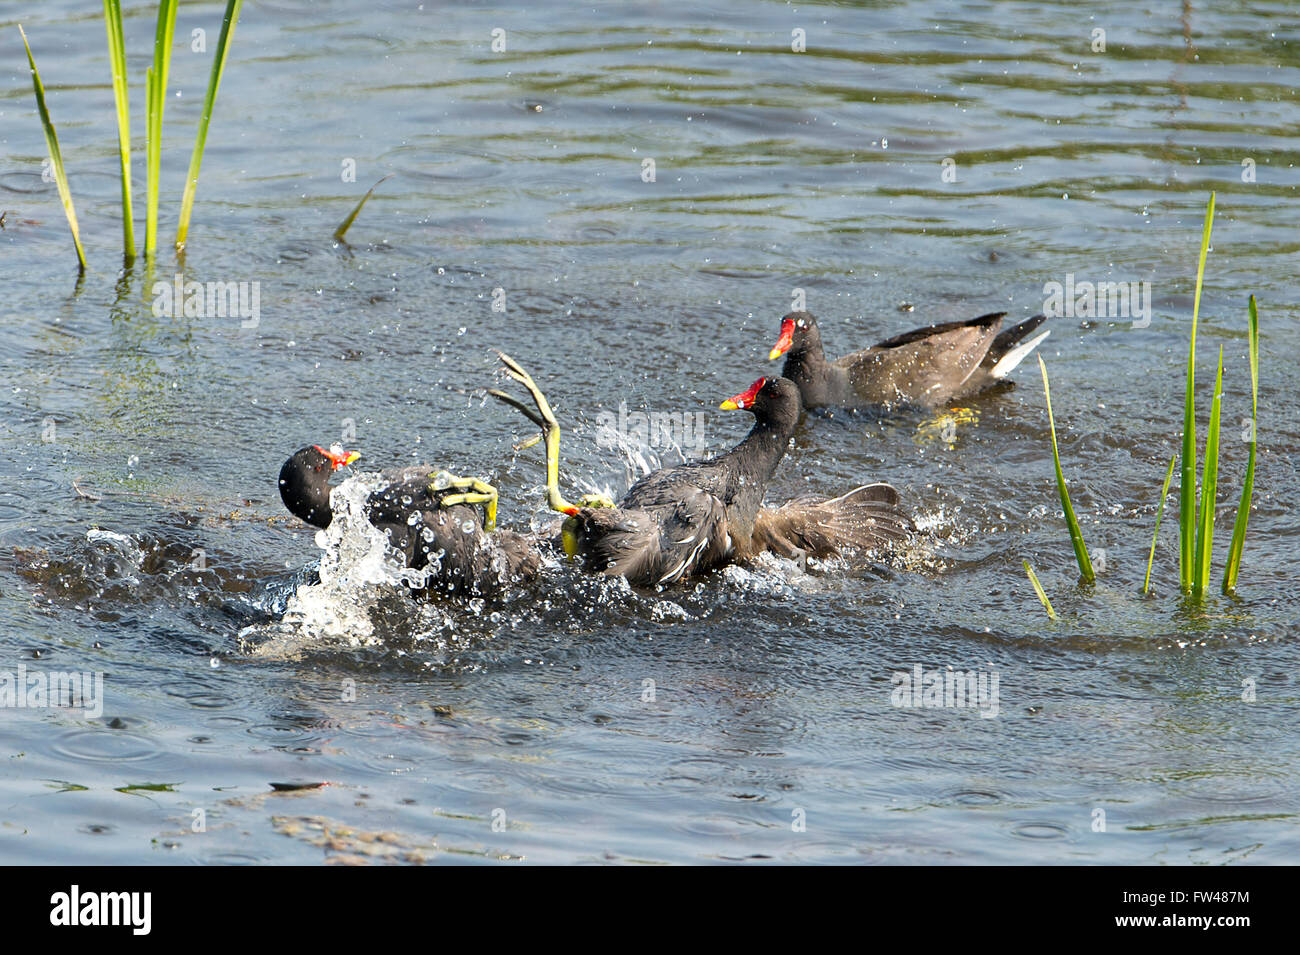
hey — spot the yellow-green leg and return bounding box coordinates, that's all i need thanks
[433,471,499,531]
[489,352,614,516]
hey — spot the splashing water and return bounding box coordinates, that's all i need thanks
[263,472,431,648]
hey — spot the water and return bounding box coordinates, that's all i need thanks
[2,0,1298,864]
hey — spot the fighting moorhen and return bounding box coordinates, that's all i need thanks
[768,310,1050,410]
[490,354,912,586]
[278,444,539,597]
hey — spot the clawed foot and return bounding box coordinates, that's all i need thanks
[489,352,613,515]
[432,471,498,531]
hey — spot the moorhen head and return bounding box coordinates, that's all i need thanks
[720,374,803,430]
[278,444,361,529]
[768,311,823,363]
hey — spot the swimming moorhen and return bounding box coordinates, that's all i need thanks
[490,355,912,586]
[278,444,539,597]
[768,310,1050,410]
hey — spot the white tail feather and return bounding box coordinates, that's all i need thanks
[990,329,1050,379]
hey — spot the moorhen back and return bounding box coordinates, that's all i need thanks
[769,310,1049,410]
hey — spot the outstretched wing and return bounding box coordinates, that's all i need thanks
[749,483,913,560]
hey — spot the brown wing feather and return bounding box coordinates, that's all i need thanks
[749,483,913,561]
[837,313,1004,405]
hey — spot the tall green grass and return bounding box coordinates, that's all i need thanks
[145,0,178,258]
[18,26,86,272]
[177,0,244,252]
[1222,296,1259,595]
[1037,192,1263,608]
[1142,455,1176,595]
[1179,192,1215,592]
[20,3,245,265]
[1037,355,1094,583]
[102,0,134,259]
[1191,347,1224,598]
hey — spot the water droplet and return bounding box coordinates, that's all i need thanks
[432,471,453,491]
[461,519,475,534]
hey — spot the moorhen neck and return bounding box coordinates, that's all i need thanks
[769,310,1050,410]
[492,354,911,586]
[278,445,538,597]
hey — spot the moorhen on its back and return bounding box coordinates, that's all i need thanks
[278,444,539,597]
[491,355,913,586]
[769,310,1050,410]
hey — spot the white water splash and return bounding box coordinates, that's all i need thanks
[272,472,432,646]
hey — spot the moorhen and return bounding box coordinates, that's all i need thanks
[768,310,1050,410]
[490,354,912,586]
[278,444,539,597]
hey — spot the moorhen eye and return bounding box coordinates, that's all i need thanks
[769,310,1049,412]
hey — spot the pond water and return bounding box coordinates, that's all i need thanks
[1,0,1297,864]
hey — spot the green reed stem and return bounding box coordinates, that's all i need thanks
[145,0,178,258]
[1192,347,1224,598]
[1180,192,1215,592]
[1023,560,1057,620]
[1222,296,1259,595]
[102,1,135,259]
[176,0,244,252]
[1038,356,1094,583]
[18,26,86,272]
[334,175,393,243]
[1142,455,1177,595]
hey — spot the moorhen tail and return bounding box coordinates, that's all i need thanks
[278,444,539,597]
[491,354,911,586]
[751,483,915,563]
[769,310,1050,410]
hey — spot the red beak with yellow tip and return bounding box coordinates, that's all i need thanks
[768,317,795,361]
[720,377,766,411]
[315,444,362,471]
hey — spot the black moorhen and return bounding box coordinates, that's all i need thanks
[278,444,539,597]
[768,310,1050,410]
[490,355,912,586]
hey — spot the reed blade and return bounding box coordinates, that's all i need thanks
[18,26,85,272]
[145,0,178,258]
[1023,560,1057,620]
[1038,356,1095,583]
[102,0,134,258]
[333,175,393,243]
[1193,347,1224,597]
[1222,295,1260,594]
[1142,455,1177,595]
[176,0,244,252]
[1180,192,1215,592]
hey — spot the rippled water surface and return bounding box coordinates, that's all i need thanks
[2,0,1298,864]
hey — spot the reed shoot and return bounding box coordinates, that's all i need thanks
[1038,356,1094,583]
[103,0,135,259]
[18,25,86,272]
[177,0,244,252]
[1222,296,1260,595]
